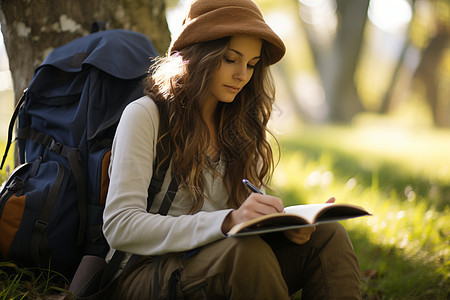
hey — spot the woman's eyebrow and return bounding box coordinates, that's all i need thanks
[229,48,261,60]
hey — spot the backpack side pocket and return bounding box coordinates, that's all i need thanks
[0,163,31,259]
[0,159,81,276]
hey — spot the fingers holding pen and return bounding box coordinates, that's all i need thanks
[235,193,284,222]
[240,178,284,215]
[221,179,285,234]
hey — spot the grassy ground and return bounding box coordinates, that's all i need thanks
[273,121,449,299]
[0,262,69,299]
[0,121,449,299]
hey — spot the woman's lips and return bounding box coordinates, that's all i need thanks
[224,85,240,93]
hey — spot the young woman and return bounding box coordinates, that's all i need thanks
[103,0,362,299]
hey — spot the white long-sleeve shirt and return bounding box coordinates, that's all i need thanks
[103,96,232,261]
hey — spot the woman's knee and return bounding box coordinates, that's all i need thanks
[311,222,354,249]
[216,235,276,266]
[211,236,289,298]
[180,236,289,298]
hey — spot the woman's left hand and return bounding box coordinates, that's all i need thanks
[283,197,336,245]
[283,226,316,245]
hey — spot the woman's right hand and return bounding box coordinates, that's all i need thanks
[221,193,284,234]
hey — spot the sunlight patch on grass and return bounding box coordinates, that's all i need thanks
[281,116,450,183]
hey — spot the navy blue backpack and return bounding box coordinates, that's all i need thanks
[0,29,159,277]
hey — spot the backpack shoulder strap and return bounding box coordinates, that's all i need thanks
[147,101,177,212]
[0,91,26,170]
[98,101,178,290]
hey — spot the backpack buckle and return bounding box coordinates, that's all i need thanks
[34,219,49,233]
[49,140,63,154]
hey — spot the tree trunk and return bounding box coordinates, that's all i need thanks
[298,0,368,123]
[379,0,416,115]
[411,23,450,127]
[0,0,170,103]
[326,0,368,123]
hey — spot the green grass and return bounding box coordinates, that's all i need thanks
[272,121,450,299]
[0,262,70,299]
[1,121,449,299]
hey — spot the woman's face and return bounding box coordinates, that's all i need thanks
[207,35,262,105]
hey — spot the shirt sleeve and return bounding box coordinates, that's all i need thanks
[102,96,232,256]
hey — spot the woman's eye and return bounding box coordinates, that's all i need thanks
[247,64,256,69]
[224,57,235,64]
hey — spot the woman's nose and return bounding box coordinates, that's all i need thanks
[233,64,247,82]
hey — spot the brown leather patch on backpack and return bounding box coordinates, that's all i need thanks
[0,194,26,258]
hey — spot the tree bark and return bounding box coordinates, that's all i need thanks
[298,0,368,123]
[325,0,368,123]
[0,0,171,103]
[411,23,450,127]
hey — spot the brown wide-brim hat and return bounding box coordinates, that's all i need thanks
[169,0,286,65]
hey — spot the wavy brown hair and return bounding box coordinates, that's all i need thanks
[145,37,278,213]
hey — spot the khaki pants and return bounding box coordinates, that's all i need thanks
[114,222,361,300]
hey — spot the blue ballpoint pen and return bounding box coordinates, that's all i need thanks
[242,179,264,194]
